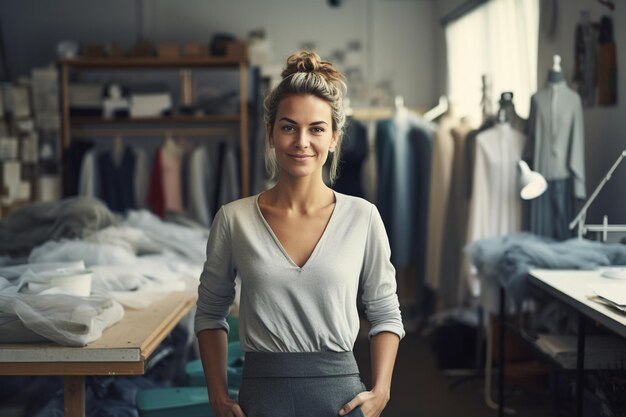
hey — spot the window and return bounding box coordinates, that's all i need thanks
[445,0,539,124]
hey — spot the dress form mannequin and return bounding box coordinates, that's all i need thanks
[498,92,526,132]
[548,54,565,83]
[394,95,408,120]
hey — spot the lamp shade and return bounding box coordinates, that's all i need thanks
[518,160,547,200]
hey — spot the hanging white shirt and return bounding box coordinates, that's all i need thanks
[466,123,526,311]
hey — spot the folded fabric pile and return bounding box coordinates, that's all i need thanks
[0,197,118,257]
[465,232,626,306]
[0,197,208,346]
[0,291,124,346]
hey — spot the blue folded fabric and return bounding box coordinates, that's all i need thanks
[465,232,626,304]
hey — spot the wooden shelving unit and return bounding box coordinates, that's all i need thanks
[59,56,250,197]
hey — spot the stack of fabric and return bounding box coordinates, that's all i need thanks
[0,196,209,346]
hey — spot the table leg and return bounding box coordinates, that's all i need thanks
[64,376,85,417]
[576,314,586,417]
[498,287,505,417]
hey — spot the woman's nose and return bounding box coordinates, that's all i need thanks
[294,131,310,148]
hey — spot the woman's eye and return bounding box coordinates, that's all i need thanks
[312,127,325,133]
[281,125,295,132]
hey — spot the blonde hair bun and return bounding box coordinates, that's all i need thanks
[281,51,343,84]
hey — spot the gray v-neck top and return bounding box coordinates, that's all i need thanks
[194,191,405,352]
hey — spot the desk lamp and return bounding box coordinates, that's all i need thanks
[518,160,547,200]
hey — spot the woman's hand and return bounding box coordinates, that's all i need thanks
[213,398,246,417]
[338,387,390,417]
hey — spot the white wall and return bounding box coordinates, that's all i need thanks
[0,0,438,109]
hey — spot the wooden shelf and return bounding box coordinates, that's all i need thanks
[70,114,241,125]
[62,56,245,69]
[61,55,250,196]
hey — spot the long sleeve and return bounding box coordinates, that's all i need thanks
[195,193,401,352]
[360,205,405,340]
[194,206,237,334]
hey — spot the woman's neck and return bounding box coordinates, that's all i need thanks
[266,176,334,212]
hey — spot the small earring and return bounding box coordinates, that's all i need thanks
[329,148,335,153]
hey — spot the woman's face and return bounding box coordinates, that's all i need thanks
[270,94,337,181]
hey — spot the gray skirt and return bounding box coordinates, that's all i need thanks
[238,351,366,417]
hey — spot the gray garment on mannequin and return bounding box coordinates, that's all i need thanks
[527,82,586,199]
[530,178,575,240]
[194,192,405,352]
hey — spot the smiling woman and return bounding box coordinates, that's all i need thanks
[195,51,404,417]
[270,94,337,182]
[263,50,347,185]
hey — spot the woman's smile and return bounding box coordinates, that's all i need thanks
[288,153,315,161]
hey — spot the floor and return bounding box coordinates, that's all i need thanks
[353,330,562,417]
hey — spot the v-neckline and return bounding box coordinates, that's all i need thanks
[254,191,339,270]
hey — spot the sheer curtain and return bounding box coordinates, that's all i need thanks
[445,0,539,124]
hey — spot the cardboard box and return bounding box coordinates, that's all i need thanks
[132,41,154,58]
[108,43,125,58]
[158,43,180,59]
[183,43,209,57]
[82,44,106,58]
[226,41,247,60]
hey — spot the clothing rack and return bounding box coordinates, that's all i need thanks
[423,95,449,122]
[351,106,426,121]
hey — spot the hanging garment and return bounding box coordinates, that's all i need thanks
[186,143,219,227]
[465,123,526,307]
[333,118,368,198]
[464,120,495,201]
[215,141,241,210]
[573,16,597,107]
[63,139,93,197]
[438,120,472,308]
[79,146,147,210]
[78,149,100,198]
[597,16,617,106]
[147,139,186,217]
[527,82,586,238]
[98,146,137,213]
[529,178,574,240]
[134,148,148,209]
[375,114,434,269]
[464,114,524,203]
[161,147,184,214]
[147,150,166,217]
[425,116,455,290]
